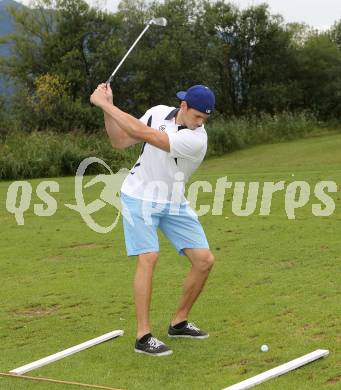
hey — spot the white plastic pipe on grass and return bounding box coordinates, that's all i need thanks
[222,349,329,390]
[10,330,124,375]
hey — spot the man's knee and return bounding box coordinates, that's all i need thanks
[187,249,215,272]
[138,252,159,267]
[205,251,215,271]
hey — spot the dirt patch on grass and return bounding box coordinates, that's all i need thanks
[13,304,61,317]
[311,331,325,340]
[326,375,341,384]
[278,260,296,269]
[275,309,293,318]
[62,242,99,249]
[48,254,66,261]
[66,302,84,309]
[222,359,250,368]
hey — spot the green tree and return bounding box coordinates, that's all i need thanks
[1,0,340,129]
[199,0,238,114]
[0,0,122,130]
[286,22,317,47]
[110,0,210,114]
[242,6,298,114]
[329,19,341,50]
[201,2,298,115]
[294,34,341,118]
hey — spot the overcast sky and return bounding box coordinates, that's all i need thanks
[20,0,341,29]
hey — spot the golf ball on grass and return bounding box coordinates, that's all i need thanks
[261,344,269,352]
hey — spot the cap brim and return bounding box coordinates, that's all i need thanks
[176,91,186,100]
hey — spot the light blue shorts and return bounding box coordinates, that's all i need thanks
[120,192,209,257]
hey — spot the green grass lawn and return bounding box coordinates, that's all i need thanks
[0,133,340,390]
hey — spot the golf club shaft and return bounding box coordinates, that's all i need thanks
[106,24,151,84]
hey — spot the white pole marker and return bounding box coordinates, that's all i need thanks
[222,349,329,390]
[10,330,124,375]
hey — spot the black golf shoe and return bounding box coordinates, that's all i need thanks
[168,321,209,339]
[134,335,173,356]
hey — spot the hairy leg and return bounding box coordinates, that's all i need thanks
[134,252,159,339]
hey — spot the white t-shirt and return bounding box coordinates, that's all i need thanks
[121,105,207,203]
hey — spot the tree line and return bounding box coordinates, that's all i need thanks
[0,0,340,133]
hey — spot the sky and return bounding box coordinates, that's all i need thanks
[19,0,341,30]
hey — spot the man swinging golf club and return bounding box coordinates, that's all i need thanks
[91,84,215,356]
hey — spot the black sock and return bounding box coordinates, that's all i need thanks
[173,320,188,329]
[138,333,152,343]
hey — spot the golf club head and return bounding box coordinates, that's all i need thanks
[149,17,167,27]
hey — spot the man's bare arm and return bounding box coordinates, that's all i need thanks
[100,101,170,152]
[103,111,141,149]
[94,83,140,149]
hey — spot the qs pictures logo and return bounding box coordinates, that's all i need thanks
[4,156,339,233]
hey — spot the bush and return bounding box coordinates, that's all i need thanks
[206,111,322,157]
[0,130,140,180]
[0,111,337,180]
[10,74,103,133]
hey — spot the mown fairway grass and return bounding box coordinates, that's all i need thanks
[0,133,340,390]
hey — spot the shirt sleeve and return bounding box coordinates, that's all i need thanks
[168,129,207,162]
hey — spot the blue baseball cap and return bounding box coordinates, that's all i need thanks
[176,85,215,114]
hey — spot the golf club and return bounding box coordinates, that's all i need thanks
[105,17,167,85]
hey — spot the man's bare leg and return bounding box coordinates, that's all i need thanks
[171,248,214,326]
[134,252,159,339]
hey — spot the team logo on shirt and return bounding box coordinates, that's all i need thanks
[159,125,166,132]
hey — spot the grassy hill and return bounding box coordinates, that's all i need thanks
[0,133,340,389]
